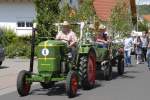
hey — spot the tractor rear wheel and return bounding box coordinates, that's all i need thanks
[40,82,54,89]
[66,71,78,98]
[79,50,96,90]
[17,70,31,96]
[104,62,112,81]
[117,57,124,75]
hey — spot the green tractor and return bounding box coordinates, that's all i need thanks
[17,24,79,98]
[76,22,112,83]
[76,22,124,84]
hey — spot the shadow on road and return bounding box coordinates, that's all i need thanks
[96,69,136,81]
[125,70,142,74]
[0,66,9,69]
[119,75,136,79]
[30,83,81,97]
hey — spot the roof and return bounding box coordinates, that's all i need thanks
[93,0,116,21]
[143,15,150,22]
[93,0,136,21]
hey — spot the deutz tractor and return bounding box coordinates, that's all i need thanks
[17,24,79,98]
[77,22,124,83]
[77,22,112,82]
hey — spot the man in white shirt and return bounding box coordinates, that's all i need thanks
[56,21,77,61]
[124,34,133,66]
[141,32,149,62]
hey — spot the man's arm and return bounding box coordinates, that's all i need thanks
[69,32,77,47]
[96,39,108,44]
[56,31,62,40]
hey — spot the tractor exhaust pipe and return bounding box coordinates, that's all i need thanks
[29,23,36,72]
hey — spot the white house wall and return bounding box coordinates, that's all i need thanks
[0,1,36,36]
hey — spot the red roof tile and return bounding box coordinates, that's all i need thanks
[143,15,150,22]
[93,0,132,21]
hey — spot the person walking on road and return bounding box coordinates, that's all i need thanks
[141,31,149,62]
[124,33,133,66]
[146,41,150,70]
[135,36,142,64]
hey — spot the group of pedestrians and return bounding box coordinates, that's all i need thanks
[124,31,150,70]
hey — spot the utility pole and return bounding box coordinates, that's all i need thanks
[136,0,141,32]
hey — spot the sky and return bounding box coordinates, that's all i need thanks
[136,0,150,5]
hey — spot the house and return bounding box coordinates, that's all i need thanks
[93,0,137,23]
[143,15,150,23]
[0,0,36,36]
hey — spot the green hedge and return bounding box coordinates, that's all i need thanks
[5,41,31,58]
[0,28,34,58]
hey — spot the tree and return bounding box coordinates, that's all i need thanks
[58,0,97,35]
[33,0,60,39]
[77,0,96,22]
[138,20,149,32]
[109,0,133,39]
[138,5,150,15]
[59,0,96,22]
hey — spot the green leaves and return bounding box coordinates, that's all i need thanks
[138,20,149,32]
[59,0,96,22]
[33,0,60,38]
[109,0,132,39]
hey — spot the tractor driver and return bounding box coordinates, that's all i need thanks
[86,24,96,42]
[56,21,77,61]
[96,24,110,48]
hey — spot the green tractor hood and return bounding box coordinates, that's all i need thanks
[37,40,67,75]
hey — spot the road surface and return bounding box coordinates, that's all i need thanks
[0,58,150,100]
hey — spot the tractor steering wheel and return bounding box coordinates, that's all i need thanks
[58,39,70,46]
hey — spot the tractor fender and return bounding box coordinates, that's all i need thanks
[77,47,96,65]
[78,46,96,56]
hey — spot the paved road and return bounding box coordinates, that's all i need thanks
[0,58,150,100]
[0,58,37,96]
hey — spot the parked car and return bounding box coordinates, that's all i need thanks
[0,44,5,66]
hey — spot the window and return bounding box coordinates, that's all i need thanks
[17,21,33,27]
[17,22,25,27]
[26,22,33,27]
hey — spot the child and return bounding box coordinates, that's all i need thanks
[146,41,150,70]
[135,36,142,64]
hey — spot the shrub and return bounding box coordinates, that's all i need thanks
[0,28,34,58]
[0,28,17,47]
[5,41,31,58]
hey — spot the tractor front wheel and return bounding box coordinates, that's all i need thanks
[17,70,31,96]
[66,71,78,98]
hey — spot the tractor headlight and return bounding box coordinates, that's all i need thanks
[41,48,49,56]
